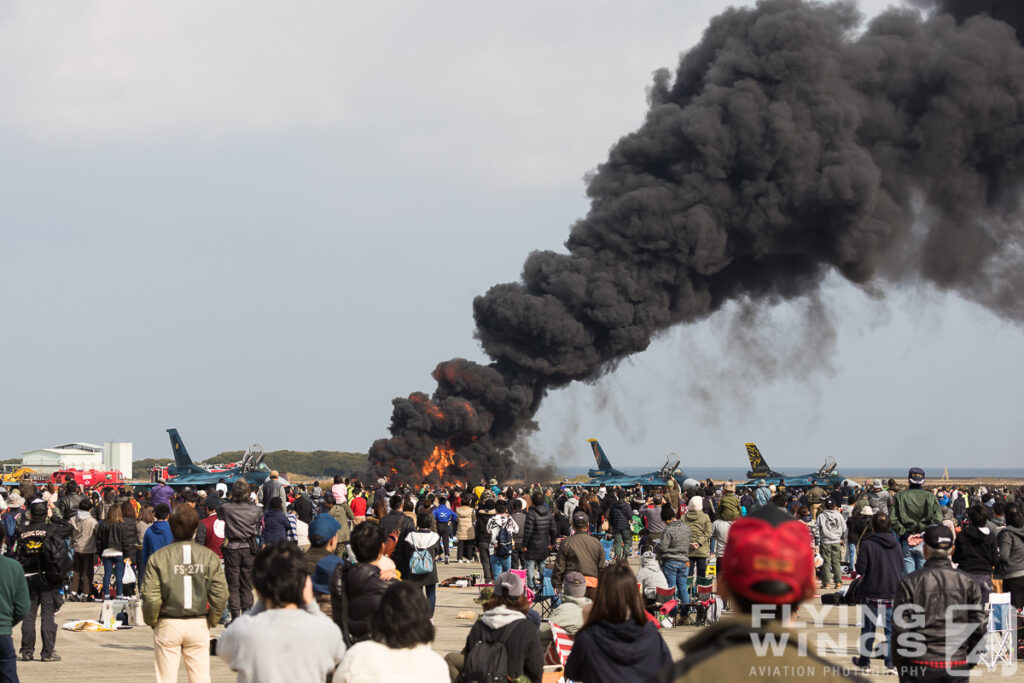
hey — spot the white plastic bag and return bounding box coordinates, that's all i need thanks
[122,562,137,585]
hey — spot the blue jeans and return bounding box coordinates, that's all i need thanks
[661,559,689,604]
[525,559,544,592]
[423,583,436,617]
[102,556,125,598]
[854,600,894,668]
[0,634,17,682]
[490,553,511,580]
[901,539,926,574]
[847,542,857,572]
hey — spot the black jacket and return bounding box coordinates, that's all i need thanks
[997,524,1024,580]
[893,558,985,666]
[608,501,632,532]
[952,524,998,575]
[474,511,494,546]
[380,510,414,539]
[522,505,557,561]
[564,619,672,683]
[854,531,902,600]
[462,612,543,683]
[553,512,571,538]
[96,520,137,556]
[56,493,84,521]
[292,495,314,524]
[330,562,390,644]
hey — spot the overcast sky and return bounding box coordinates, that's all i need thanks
[2,0,1022,472]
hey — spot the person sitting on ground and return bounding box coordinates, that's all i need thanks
[539,571,591,650]
[330,520,392,644]
[445,571,543,683]
[334,580,448,683]
[564,561,672,683]
[217,541,346,683]
[141,504,228,683]
[651,505,866,682]
[552,511,606,599]
[635,550,669,601]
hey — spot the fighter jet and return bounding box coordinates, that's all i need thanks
[160,428,271,489]
[741,442,847,487]
[580,439,687,488]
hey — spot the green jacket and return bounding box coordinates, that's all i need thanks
[329,502,355,549]
[717,494,741,522]
[890,487,941,537]
[650,617,868,682]
[0,555,29,636]
[141,541,228,628]
[683,510,712,558]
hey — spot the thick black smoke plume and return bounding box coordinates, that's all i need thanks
[370,0,1024,484]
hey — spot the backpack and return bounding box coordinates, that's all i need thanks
[1,513,15,542]
[410,546,435,576]
[494,524,514,558]
[42,522,74,587]
[459,627,510,683]
[841,575,863,605]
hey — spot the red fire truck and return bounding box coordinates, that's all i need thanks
[50,468,126,490]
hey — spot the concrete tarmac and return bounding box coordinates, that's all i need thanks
[11,557,1014,682]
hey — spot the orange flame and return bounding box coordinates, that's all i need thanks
[422,444,456,478]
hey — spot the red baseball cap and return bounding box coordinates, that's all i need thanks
[721,505,814,605]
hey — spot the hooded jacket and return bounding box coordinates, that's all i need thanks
[140,520,172,576]
[564,619,672,683]
[683,498,711,558]
[636,552,669,599]
[952,524,998,575]
[522,504,557,561]
[546,594,591,635]
[395,529,439,585]
[608,500,632,532]
[330,561,390,643]
[71,509,99,554]
[462,606,543,683]
[997,524,1024,580]
[854,531,903,600]
[455,505,475,541]
[816,508,847,545]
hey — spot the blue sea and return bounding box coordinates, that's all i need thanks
[558,465,1024,480]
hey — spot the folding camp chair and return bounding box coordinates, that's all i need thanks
[978,592,1017,671]
[544,623,575,667]
[532,567,561,620]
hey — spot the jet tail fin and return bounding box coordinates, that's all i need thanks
[745,442,770,475]
[167,428,202,474]
[587,439,615,472]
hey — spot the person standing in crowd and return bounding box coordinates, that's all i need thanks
[261,497,290,547]
[349,485,368,525]
[753,479,771,510]
[658,505,691,606]
[474,499,497,583]
[68,498,99,601]
[219,480,261,621]
[522,492,556,592]
[851,512,903,674]
[717,482,741,521]
[891,467,941,574]
[328,491,355,558]
[0,541,29,679]
[194,497,225,560]
[565,562,672,683]
[258,470,286,508]
[607,490,633,561]
[55,482,83,521]
[380,494,412,538]
[292,486,314,525]
[868,479,893,516]
[455,494,476,564]
[16,501,66,662]
[552,512,606,600]
[331,521,392,644]
[640,494,667,551]
[807,481,826,519]
[217,542,346,683]
[486,500,519,580]
[683,495,711,586]
[141,505,227,683]
[334,581,448,683]
[892,525,986,680]
[816,498,847,590]
[446,571,543,683]
[997,502,1024,609]
[652,505,864,682]
[432,496,456,565]
[141,503,173,584]
[96,503,136,600]
[710,508,732,565]
[510,498,527,570]
[395,512,441,616]
[952,503,999,603]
